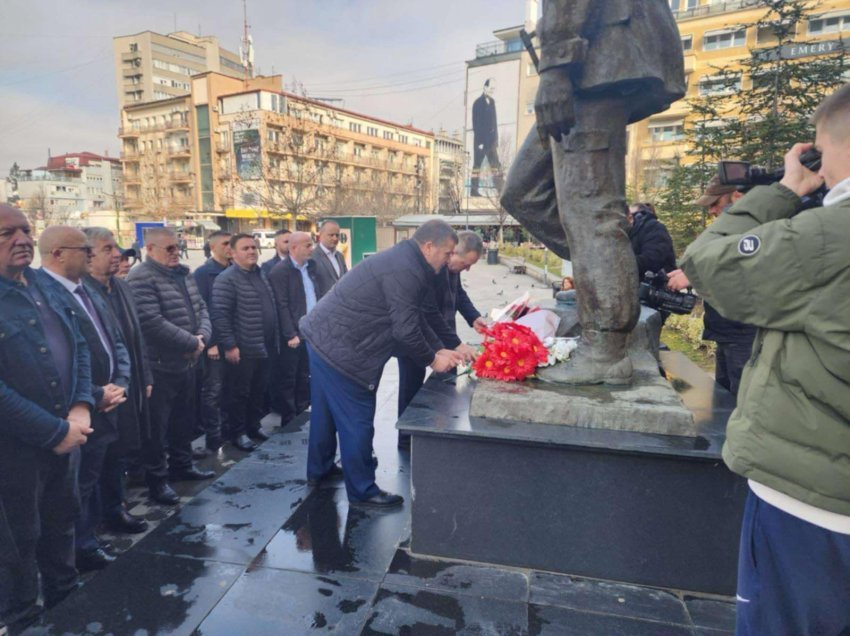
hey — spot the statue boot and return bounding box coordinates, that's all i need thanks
[537,329,633,386]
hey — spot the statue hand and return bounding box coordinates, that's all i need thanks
[535,68,575,143]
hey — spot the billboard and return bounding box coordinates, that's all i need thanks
[234,127,262,180]
[465,59,520,201]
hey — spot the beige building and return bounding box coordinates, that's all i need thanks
[113,31,246,108]
[432,132,465,214]
[119,72,436,231]
[628,0,850,194]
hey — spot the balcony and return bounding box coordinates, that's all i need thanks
[120,150,141,161]
[118,127,140,138]
[475,38,524,59]
[121,52,142,63]
[673,0,761,20]
[169,171,192,182]
[216,142,231,153]
[124,197,142,209]
[123,174,142,185]
[166,146,192,158]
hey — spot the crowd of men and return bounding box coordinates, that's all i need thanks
[0,210,486,633]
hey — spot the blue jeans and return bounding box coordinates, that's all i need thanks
[736,489,850,635]
[306,344,380,502]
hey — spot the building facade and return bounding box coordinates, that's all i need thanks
[113,31,246,108]
[432,132,465,214]
[628,0,850,193]
[119,72,436,232]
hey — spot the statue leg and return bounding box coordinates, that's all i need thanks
[539,96,639,385]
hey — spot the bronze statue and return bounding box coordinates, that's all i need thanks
[502,0,686,385]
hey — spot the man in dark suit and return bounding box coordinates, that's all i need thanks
[39,227,132,572]
[261,229,290,276]
[268,232,324,427]
[0,207,94,633]
[310,221,347,296]
[83,227,152,536]
[471,78,503,197]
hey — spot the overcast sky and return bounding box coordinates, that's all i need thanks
[0,0,524,172]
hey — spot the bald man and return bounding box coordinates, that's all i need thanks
[39,226,132,571]
[268,232,324,427]
[0,208,95,631]
[311,221,347,296]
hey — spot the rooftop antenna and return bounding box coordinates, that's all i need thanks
[240,0,255,78]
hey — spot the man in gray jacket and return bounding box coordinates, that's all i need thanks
[127,227,214,505]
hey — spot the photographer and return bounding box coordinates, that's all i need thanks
[678,85,850,634]
[668,179,755,397]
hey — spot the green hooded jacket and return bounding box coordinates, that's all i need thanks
[681,183,850,516]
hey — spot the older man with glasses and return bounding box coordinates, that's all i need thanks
[127,228,214,505]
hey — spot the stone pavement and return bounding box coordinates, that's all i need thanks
[24,258,735,635]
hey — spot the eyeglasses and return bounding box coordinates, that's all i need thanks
[59,245,93,255]
[152,244,180,253]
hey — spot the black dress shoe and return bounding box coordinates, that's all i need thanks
[231,434,257,452]
[76,547,117,572]
[192,447,211,460]
[307,463,344,487]
[104,509,149,534]
[169,466,216,481]
[247,429,269,442]
[350,490,404,508]
[148,481,180,505]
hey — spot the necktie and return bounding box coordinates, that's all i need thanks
[75,285,115,377]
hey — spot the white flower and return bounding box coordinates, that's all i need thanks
[539,337,578,367]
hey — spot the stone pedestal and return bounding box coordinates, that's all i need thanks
[398,352,746,596]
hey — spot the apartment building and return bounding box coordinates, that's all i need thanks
[628,0,850,192]
[113,31,246,108]
[432,132,465,214]
[119,72,436,230]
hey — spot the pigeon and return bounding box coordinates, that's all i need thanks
[492,279,497,285]
[496,290,504,296]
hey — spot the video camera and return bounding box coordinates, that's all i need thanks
[639,270,697,316]
[717,148,822,188]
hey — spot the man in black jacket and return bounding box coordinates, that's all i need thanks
[268,232,323,428]
[397,231,487,447]
[261,228,290,276]
[83,227,151,537]
[193,230,231,453]
[127,227,214,505]
[627,203,677,280]
[311,220,348,297]
[300,220,464,508]
[211,234,278,452]
[39,227,132,572]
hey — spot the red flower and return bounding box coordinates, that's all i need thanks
[475,321,546,382]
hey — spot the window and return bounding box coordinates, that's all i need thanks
[808,12,850,35]
[367,126,378,136]
[669,0,697,11]
[704,28,747,50]
[525,101,535,115]
[349,122,362,133]
[398,135,408,144]
[681,35,693,51]
[129,43,138,52]
[648,120,685,142]
[383,131,394,140]
[698,73,741,96]
[526,62,537,76]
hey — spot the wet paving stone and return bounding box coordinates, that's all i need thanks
[362,582,529,635]
[685,595,736,632]
[196,567,376,635]
[385,550,529,603]
[528,603,694,636]
[252,487,409,581]
[529,571,689,625]
[27,551,242,635]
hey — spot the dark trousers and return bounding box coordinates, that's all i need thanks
[397,356,426,419]
[714,341,752,398]
[200,355,227,442]
[99,443,128,521]
[736,490,850,635]
[306,344,380,502]
[0,444,78,629]
[74,428,114,553]
[143,368,196,483]
[277,342,311,426]
[225,357,270,439]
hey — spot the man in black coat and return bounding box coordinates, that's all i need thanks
[310,220,348,297]
[300,220,464,508]
[211,234,278,452]
[261,228,291,276]
[397,231,487,447]
[627,203,677,279]
[193,230,231,452]
[128,227,215,505]
[471,78,503,197]
[268,232,324,428]
[84,227,152,537]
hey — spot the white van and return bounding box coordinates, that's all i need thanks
[251,229,277,250]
